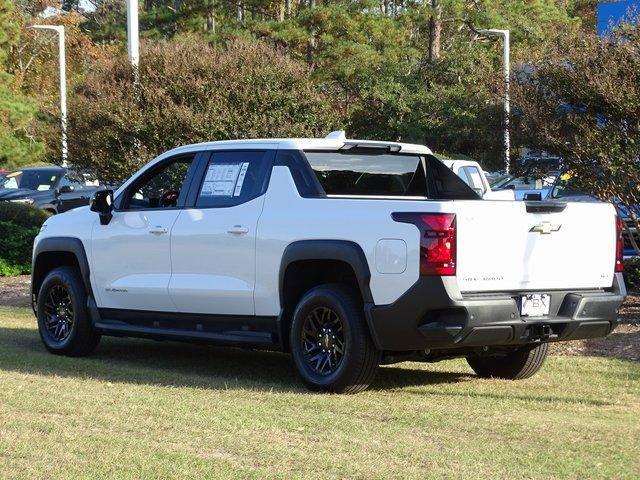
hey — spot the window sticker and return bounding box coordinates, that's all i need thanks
[200,163,249,197]
[234,162,249,197]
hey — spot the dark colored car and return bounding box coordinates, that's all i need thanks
[0,166,107,214]
[547,174,639,256]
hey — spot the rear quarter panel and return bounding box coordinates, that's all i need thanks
[254,166,448,315]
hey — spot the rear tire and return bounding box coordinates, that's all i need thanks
[466,343,549,380]
[290,284,381,393]
[37,267,101,356]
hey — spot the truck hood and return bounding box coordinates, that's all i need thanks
[0,188,50,200]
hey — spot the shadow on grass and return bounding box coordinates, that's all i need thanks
[0,326,471,393]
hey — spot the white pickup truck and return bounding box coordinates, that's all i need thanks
[31,133,626,393]
[441,159,515,200]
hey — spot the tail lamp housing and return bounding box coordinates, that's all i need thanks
[392,212,456,276]
[615,216,624,273]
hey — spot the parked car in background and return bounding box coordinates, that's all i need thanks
[0,166,107,214]
[441,159,515,200]
[492,172,559,200]
[547,173,639,257]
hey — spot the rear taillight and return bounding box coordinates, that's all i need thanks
[615,216,624,273]
[392,212,456,276]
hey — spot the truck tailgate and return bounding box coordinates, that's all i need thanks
[455,201,616,293]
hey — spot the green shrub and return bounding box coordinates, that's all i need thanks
[0,202,50,276]
[624,257,640,292]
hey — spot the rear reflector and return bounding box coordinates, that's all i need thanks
[615,216,624,273]
[392,213,457,276]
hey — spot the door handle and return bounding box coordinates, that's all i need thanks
[148,226,168,235]
[227,225,249,235]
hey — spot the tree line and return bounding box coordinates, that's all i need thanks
[1,1,638,236]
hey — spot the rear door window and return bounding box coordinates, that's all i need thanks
[195,151,272,208]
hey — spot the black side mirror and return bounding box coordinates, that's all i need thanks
[524,192,543,201]
[57,185,74,195]
[91,189,114,225]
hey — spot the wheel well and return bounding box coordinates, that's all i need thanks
[44,208,57,215]
[280,259,363,351]
[32,251,81,299]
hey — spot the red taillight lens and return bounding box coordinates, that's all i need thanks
[392,212,457,276]
[615,216,624,273]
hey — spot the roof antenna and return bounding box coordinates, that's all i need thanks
[325,130,346,141]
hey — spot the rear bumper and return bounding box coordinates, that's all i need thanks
[365,273,627,351]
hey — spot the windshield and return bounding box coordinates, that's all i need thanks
[551,176,586,199]
[0,170,61,191]
[495,174,557,191]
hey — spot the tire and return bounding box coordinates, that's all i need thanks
[466,343,549,380]
[36,266,101,356]
[290,284,381,393]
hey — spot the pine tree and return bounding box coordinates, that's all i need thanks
[0,0,42,169]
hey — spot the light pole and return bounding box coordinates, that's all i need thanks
[126,0,140,72]
[478,29,510,173]
[30,25,67,167]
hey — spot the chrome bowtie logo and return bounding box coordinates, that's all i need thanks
[529,222,562,234]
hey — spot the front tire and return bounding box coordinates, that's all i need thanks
[466,343,549,380]
[290,284,381,393]
[37,267,101,356]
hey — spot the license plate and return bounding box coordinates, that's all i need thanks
[520,294,550,317]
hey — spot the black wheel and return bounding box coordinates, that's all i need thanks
[466,343,549,380]
[290,284,381,393]
[37,267,101,356]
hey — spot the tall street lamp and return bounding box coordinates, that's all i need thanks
[478,29,510,173]
[30,25,67,167]
[126,0,140,72]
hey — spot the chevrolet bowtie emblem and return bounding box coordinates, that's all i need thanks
[530,222,562,234]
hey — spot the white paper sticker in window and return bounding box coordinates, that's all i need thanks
[234,163,249,196]
[200,163,249,197]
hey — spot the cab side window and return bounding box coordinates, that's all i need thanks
[462,166,486,194]
[58,172,85,191]
[195,151,271,208]
[123,154,195,210]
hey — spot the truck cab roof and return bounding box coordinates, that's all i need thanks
[158,134,434,159]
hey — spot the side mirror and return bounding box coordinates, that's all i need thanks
[503,184,516,190]
[524,192,542,201]
[57,185,74,194]
[90,189,114,225]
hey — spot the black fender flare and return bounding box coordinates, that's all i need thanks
[277,239,375,351]
[31,236,92,299]
[278,240,374,306]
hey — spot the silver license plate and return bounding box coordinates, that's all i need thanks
[520,294,550,317]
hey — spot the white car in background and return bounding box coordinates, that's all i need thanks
[441,159,515,200]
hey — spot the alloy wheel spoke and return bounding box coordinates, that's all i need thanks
[301,306,346,376]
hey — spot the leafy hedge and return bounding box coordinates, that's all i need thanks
[0,202,51,276]
[624,257,640,293]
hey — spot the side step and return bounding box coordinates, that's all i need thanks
[95,321,275,346]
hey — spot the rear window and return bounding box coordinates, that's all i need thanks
[304,151,427,197]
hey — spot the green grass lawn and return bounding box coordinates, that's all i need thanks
[1,305,639,479]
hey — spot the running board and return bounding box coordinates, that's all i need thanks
[95,321,275,345]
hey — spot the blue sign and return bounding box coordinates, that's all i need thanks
[597,1,640,35]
